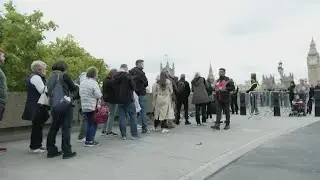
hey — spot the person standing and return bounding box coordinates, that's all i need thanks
[129,60,149,134]
[46,61,78,159]
[75,72,88,143]
[308,85,315,114]
[114,64,139,140]
[246,77,259,114]
[230,80,239,114]
[288,81,296,108]
[206,78,214,119]
[0,48,7,153]
[152,70,175,133]
[101,69,118,136]
[211,68,234,130]
[22,60,49,153]
[175,74,191,125]
[191,72,209,125]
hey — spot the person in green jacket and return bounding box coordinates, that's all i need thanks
[0,48,8,153]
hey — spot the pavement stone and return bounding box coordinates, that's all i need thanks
[208,118,320,180]
[0,112,318,180]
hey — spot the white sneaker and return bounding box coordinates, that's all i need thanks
[30,148,46,153]
[137,124,142,130]
[77,138,86,143]
[161,128,169,133]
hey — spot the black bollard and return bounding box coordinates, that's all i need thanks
[314,90,320,117]
[273,92,281,116]
[240,93,246,115]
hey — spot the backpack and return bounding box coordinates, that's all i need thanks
[94,100,109,124]
[177,81,185,93]
[51,73,71,114]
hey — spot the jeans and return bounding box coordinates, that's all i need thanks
[84,111,97,142]
[195,103,207,124]
[102,103,118,132]
[216,100,230,125]
[78,113,87,140]
[47,106,73,155]
[118,101,138,137]
[231,95,239,114]
[138,95,148,132]
[175,100,189,121]
[250,94,259,114]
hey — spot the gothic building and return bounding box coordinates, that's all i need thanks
[208,63,214,82]
[261,75,275,90]
[277,61,294,88]
[307,38,320,85]
[160,55,175,76]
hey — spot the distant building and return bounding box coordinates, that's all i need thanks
[208,63,215,82]
[277,61,294,88]
[307,38,320,85]
[160,54,175,77]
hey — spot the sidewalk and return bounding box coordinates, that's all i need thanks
[208,119,320,180]
[0,114,318,180]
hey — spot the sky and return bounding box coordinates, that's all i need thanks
[2,0,320,85]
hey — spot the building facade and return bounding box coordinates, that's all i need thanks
[307,38,320,85]
[160,54,175,76]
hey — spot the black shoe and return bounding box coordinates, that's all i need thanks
[63,152,77,159]
[185,120,191,125]
[211,124,220,130]
[106,131,118,136]
[175,120,180,125]
[224,124,230,130]
[47,151,63,158]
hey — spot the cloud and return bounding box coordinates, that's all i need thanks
[6,0,320,85]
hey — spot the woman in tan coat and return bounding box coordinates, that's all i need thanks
[152,70,174,133]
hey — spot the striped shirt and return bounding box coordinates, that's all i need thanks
[79,78,102,112]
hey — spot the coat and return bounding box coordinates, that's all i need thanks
[152,79,175,121]
[191,77,209,104]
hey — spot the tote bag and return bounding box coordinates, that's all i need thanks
[133,92,141,113]
[37,86,49,106]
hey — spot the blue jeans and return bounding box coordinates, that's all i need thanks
[118,101,138,137]
[138,95,148,132]
[84,111,97,142]
[102,103,118,132]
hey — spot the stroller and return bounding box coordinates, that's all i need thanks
[289,93,307,117]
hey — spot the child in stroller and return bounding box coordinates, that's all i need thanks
[289,94,307,117]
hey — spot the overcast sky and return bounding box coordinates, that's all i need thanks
[3,0,320,84]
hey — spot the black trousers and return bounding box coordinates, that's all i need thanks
[46,106,73,155]
[154,119,168,129]
[231,95,238,114]
[215,100,230,125]
[206,102,213,119]
[307,99,313,114]
[175,100,189,121]
[195,103,207,124]
[30,106,50,150]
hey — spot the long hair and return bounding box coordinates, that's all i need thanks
[108,69,117,78]
[159,70,167,89]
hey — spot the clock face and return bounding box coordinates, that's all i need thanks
[309,58,317,65]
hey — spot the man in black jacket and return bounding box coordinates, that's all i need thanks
[211,68,234,130]
[230,79,239,114]
[129,60,149,133]
[114,64,138,139]
[175,74,191,125]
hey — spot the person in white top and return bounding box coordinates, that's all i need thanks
[79,67,102,147]
[22,60,49,153]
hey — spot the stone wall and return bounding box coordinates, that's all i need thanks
[0,92,195,129]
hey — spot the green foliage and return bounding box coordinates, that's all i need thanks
[0,1,108,91]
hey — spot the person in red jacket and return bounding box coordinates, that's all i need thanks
[211,68,234,130]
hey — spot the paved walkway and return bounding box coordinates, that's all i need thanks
[0,114,318,180]
[208,120,320,180]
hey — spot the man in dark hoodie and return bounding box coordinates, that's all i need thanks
[211,68,234,130]
[114,64,139,139]
[129,60,149,133]
[175,74,191,125]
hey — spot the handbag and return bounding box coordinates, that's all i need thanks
[133,92,141,113]
[94,100,109,124]
[37,87,49,106]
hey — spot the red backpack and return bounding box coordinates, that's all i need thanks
[94,100,109,124]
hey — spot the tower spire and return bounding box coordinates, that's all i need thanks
[208,62,214,80]
[309,37,319,56]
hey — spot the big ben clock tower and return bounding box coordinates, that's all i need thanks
[307,38,320,85]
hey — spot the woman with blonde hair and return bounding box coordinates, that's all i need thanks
[152,70,174,133]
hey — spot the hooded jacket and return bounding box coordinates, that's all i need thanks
[113,71,135,104]
[177,78,191,101]
[129,67,148,96]
[102,76,116,104]
[191,77,209,104]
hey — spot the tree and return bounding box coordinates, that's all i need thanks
[0,1,108,91]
